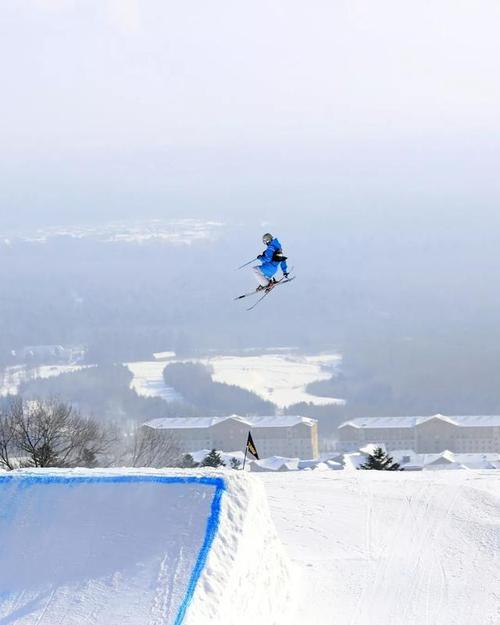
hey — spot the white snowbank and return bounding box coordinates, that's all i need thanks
[0,468,291,625]
[185,470,292,625]
[250,456,301,472]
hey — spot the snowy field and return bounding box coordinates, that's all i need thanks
[127,351,344,408]
[205,353,343,408]
[127,361,183,402]
[260,470,500,625]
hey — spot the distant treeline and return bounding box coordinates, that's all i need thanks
[163,362,275,416]
[13,361,277,424]
[17,364,198,423]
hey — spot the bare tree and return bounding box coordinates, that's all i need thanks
[0,408,16,470]
[0,397,113,470]
[128,426,180,468]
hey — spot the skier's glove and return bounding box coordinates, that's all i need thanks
[257,254,264,260]
[283,272,289,278]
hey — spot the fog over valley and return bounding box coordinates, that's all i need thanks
[2,210,500,433]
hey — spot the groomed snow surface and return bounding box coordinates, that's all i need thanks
[262,470,499,625]
[0,469,498,625]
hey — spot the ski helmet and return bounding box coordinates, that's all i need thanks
[262,233,273,244]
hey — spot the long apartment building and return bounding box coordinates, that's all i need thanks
[143,414,319,459]
[338,414,500,453]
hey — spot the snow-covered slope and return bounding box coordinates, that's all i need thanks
[0,469,291,625]
[1,468,497,625]
[260,470,500,625]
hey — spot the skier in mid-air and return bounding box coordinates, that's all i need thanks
[234,232,293,309]
[253,233,289,291]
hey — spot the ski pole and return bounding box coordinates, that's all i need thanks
[235,257,258,270]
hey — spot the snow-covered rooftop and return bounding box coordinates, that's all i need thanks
[383,449,500,471]
[144,414,316,430]
[339,414,500,429]
[248,415,316,428]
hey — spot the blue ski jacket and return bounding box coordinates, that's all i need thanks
[257,238,288,278]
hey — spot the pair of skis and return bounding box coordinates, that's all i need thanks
[234,274,295,311]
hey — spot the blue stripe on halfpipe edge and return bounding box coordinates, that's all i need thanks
[0,473,227,625]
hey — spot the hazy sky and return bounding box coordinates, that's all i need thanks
[1,1,499,227]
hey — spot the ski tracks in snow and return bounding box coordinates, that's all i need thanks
[261,471,499,625]
[352,478,459,625]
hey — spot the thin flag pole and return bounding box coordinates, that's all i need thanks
[243,431,259,470]
[235,258,258,271]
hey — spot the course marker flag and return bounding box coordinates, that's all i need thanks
[243,431,259,469]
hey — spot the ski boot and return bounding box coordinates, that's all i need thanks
[265,278,277,292]
[256,278,276,292]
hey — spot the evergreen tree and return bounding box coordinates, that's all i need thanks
[201,449,226,468]
[179,453,198,468]
[230,457,242,470]
[359,447,401,471]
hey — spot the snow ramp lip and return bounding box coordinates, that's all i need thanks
[0,471,226,625]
